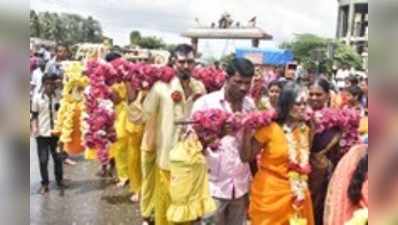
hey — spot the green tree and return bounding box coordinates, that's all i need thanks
[129,30,142,46]
[30,10,41,37]
[63,14,85,44]
[82,16,103,43]
[280,33,363,73]
[129,30,168,49]
[165,43,177,53]
[334,42,362,69]
[52,13,64,42]
[31,11,104,45]
[138,36,166,49]
[37,12,62,41]
[40,12,53,40]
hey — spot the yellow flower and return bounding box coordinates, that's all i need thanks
[55,62,87,144]
[301,175,309,181]
[288,171,300,179]
[289,214,308,225]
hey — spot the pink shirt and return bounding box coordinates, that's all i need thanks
[191,89,255,199]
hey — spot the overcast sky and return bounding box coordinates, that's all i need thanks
[30,0,338,58]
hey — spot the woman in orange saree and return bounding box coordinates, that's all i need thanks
[242,83,315,225]
[324,144,368,225]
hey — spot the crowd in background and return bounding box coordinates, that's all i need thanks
[30,43,368,225]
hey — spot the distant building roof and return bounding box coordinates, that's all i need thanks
[30,37,56,48]
[182,27,273,40]
[338,0,368,6]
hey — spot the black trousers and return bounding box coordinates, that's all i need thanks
[36,136,63,186]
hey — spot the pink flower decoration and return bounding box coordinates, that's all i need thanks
[191,109,276,150]
[125,64,175,91]
[158,66,176,83]
[191,109,231,149]
[84,60,118,166]
[312,107,360,154]
[171,91,183,103]
[242,111,276,130]
[193,67,226,92]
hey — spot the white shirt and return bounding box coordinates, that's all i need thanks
[31,92,59,137]
[31,68,44,96]
[336,69,350,89]
[191,89,255,199]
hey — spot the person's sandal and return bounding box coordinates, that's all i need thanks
[64,158,77,166]
[38,185,49,195]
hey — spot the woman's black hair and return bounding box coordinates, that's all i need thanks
[105,52,122,62]
[348,153,368,206]
[276,82,301,124]
[268,80,283,90]
[225,58,255,78]
[349,75,359,86]
[41,73,56,83]
[347,85,363,102]
[310,78,331,93]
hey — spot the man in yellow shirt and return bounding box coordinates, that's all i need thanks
[142,44,206,225]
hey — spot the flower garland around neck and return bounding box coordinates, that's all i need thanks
[283,123,311,225]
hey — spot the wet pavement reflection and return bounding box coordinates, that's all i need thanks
[30,138,143,225]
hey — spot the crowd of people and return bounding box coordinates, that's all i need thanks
[30,43,368,225]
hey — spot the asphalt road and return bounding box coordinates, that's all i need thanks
[30,138,143,225]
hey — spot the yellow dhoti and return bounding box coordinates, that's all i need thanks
[112,137,129,181]
[140,150,156,218]
[155,168,174,225]
[111,83,129,180]
[127,121,144,194]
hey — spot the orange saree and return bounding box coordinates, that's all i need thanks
[249,122,315,225]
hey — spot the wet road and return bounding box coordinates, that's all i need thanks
[30,138,143,225]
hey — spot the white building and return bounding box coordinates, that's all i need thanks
[336,0,368,69]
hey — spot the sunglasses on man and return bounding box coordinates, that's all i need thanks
[177,59,195,65]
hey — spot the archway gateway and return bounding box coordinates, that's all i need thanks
[182,27,273,55]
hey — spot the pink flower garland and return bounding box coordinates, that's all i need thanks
[125,63,176,91]
[84,59,177,165]
[193,68,226,92]
[338,108,361,153]
[84,61,117,166]
[192,109,231,150]
[242,110,277,130]
[313,107,361,154]
[191,109,275,150]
